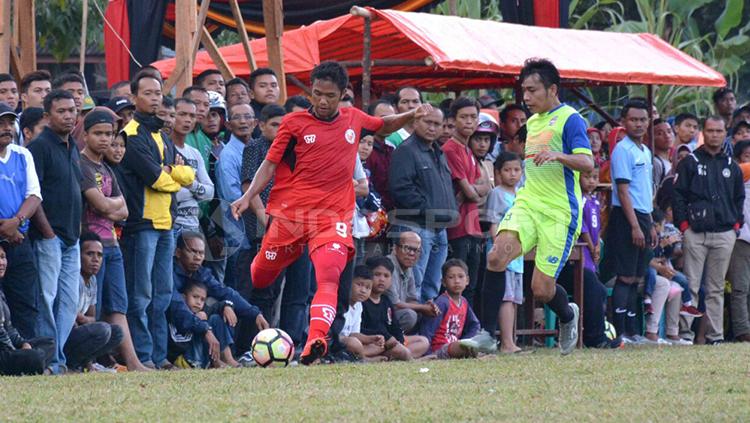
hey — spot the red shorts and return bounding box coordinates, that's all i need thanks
[253,216,354,272]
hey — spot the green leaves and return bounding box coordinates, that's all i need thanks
[715,0,744,39]
[35,0,107,64]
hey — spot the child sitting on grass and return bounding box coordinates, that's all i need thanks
[168,280,237,368]
[339,265,387,362]
[420,259,480,359]
[362,256,429,361]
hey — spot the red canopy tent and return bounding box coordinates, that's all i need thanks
[152,8,726,92]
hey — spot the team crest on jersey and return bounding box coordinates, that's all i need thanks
[304,134,316,144]
[345,128,356,144]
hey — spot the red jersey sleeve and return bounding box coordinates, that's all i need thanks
[353,108,384,132]
[265,114,296,164]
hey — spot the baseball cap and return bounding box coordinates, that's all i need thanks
[106,96,135,114]
[208,90,227,117]
[478,94,501,108]
[0,102,18,119]
[84,109,116,131]
[82,96,96,111]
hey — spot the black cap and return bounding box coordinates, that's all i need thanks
[84,110,115,131]
[106,96,135,114]
[0,102,18,119]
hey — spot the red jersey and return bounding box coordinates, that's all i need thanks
[442,138,483,239]
[429,293,469,351]
[265,108,384,224]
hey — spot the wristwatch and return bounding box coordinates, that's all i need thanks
[224,300,234,308]
[15,214,27,227]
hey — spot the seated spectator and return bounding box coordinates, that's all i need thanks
[0,243,55,376]
[171,232,269,359]
[339,265,387,362]
[386,232,440,333]
[168,280,236,368]
[65,233,124,373]
[421,259,480,359]
[362,257,429,361]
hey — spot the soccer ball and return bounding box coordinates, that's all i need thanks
[251,328,295,367]
[604,321,617,340]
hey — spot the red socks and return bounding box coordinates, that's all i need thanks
[307,243,348,341]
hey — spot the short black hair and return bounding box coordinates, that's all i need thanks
[704,115,725,128]
[500,103,527,123]
[249,67,277,89]
[365,256,394,274]
[51,72,84,90]
[225,77,249,92]
[395,86,421,104]
[0,73,15,85]
[733,105,750,120]
[20,70,51,93]
[109,80,130,96]
[183,279,208,296]
[713,87,734,104]
[284,95,311,112]
[674,113,699,126]
[195,69,223,87]
[161,96,174,108]
[353,265,373,281]
[19,107,44,134]
[732,120,750,137]
[519,58,560,89]
[734,140,750,160]
[594,121,608,131]
[449,97,479,119]
[79,231,102,246]
[182,85,208,98]
[516,124,527,142]
[494,151,522,171]
[441,258,468,278]
[310,61,349,92]
[260,104,286,122]
[43,89,75,113]
[174,97,196,109]
[367,99,395,116]
[130,69,162,95]
[176,230,205,250]
[651,208,665,224]
[620,99,649,119]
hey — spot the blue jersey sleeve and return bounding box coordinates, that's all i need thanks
[611,142,633,183]
[562,113,592,154]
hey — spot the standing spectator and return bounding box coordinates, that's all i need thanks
[365,100,397,212]
[0,103,42,338]
[386,87,421,147]
[19,107,47,146]
[605,100,656,341]
[79,110,150,371]
[488,104,528,161]
[117,70,195,368]
[284,95,311,113]
[386,232,440,333]
[52,72,87,150]
[183,86,213,173]
[157,97,176,138]
[106,96,136,128]
[20,70,51,110]
[0,74,19,111]
[225,78,250,107]
[713,87,736,129]
[674,116,744,344]
[110,81,132,101]
[652,118,675,191]
[171,98,214,234]
[248,68,280,139]
[389,107,458,303]
[728,140,750,343]
[27,90,82,373]
[673,113,700,153]
[196,69,225,98]
[443,97,489,307]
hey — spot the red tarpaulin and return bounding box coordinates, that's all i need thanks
[152,8,726,91]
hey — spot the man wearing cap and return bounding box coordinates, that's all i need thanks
[26,89,82,373]
[107,96,135,127]
[0,102,43,340]
[116,70,195,368]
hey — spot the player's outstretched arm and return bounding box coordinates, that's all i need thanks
[231,159,277,220]
[379,104,434,135]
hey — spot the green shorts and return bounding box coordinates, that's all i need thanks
[497,202,580,278]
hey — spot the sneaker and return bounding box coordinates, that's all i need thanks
[87,363,117,374]
[656,338,672,346]
[459,329,498,354]
[237,351,257,368]
[559,303,579,355]
[665,338,693,346]
[594,336,624,349]
[644,303,654,315]
[680,305,703,318]
[707,339,724,346]
[300,337,328,366]
[631,335,657,345]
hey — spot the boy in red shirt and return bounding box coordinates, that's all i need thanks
[231,62,431,364]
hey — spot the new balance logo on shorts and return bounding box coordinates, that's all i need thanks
[546,255,560,264]
[304,134,316,144]
[265,250,277,261]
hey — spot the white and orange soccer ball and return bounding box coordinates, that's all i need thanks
[251,328,295,368]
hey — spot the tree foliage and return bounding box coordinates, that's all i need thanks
[35,0,107,64]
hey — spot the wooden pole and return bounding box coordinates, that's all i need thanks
[0,0,11,73]
[165,0,210,95]
[227,0,256,72]
[647,84,655,151]
[80,0,89,74]
[201,26,235,81]
[18,0,36,74]
[263,0,286,102]
[448,0,458,15]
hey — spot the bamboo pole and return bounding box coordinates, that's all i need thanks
[263,0,286,102]
[80,0,89,73]
[201,26,235,80]
[0,0,11,73]
[227,0,256,71]
[18,0,36,73]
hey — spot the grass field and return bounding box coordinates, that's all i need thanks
[2,344,749,422]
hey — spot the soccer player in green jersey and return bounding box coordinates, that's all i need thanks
[462,58,593,355]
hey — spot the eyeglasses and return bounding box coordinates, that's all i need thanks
[231,114,256,121]
[399,244,421,255]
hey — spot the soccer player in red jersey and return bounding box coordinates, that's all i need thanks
[231,61,432,364]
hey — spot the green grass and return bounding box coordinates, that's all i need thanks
[2,344,750,422]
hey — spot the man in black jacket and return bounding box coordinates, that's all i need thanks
[388,107,458,303]
[674,115,744,344]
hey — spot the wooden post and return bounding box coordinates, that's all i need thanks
[228,0,256,71]
[17,0,36,74]
[201,27,235,81]
[169,0,198,95]
[80,0,89,73]
[0,0,11,73]
[263,0,286,102]
[351,6,372,109]
[647,84,654,151]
